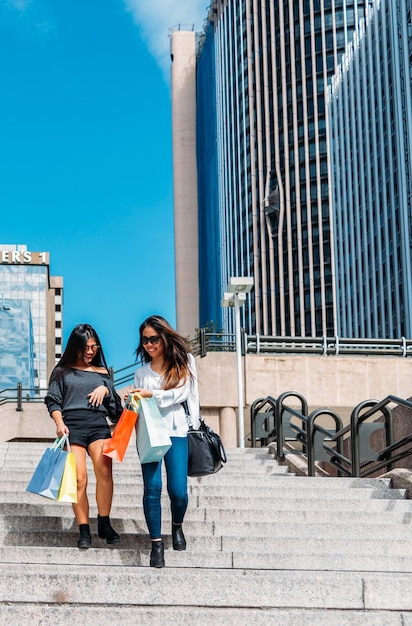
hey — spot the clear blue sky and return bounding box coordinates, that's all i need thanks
[0,0,207,374]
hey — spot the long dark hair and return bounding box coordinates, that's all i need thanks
[135,315,193,390]
[50,323,109,382]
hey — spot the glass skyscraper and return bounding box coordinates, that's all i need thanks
[329,0,412,338]
[0,299,35,395]
[0,244,63,393]
[172,1,372,338]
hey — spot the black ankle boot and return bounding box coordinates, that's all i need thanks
[98,515,120,544]
[172,523,186,551]
[77,524,91,549]
[150,540,165,568]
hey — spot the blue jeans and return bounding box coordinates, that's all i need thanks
[141,436,188,540]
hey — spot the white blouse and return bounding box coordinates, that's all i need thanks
[133,353,200,437]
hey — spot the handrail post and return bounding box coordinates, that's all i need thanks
[16,382,23,412]
[307,417,315,476]
[275,392,308,461]
[200,328,206,357]
[384,405,394,472]
[309,409,344,476]
[351,404,361,477]
[241,328,246,355]
[275,397,284,459]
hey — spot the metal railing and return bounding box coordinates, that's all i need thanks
[0,383,48,411]
[194,331,412,358]
[250,392,412,477]
[0,363,140,407]
[112,363,138,387]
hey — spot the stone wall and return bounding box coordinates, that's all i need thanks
[1,353,411,453]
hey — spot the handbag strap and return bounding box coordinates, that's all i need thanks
[182,400,193,429]
[182,400,204,430]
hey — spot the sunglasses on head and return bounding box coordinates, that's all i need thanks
[141,335,161,346]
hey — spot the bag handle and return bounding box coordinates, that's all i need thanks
[51,434,70,453]
[125,392,141,412]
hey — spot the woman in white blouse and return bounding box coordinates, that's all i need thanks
[129,315,199,568]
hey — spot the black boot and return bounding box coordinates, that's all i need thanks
[172,523,186,551]
[98,515,120,544]
[77,524,91,549]
[150,540,165,568]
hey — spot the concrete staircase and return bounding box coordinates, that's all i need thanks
[0,442,411,625]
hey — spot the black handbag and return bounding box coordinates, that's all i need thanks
[184,403,227,477]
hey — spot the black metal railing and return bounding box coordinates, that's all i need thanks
[112,362,138,387]
[0,383,48,411]
[250,392,412,478]
[194,331,412,358]
[0,363,140,407]
[249,396,277,446]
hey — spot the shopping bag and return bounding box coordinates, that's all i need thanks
[57,447,77,503]
[26,436,69,500]
[136,396,171,463]
[103,393,139,462]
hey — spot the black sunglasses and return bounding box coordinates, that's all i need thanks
[141,335,161,346]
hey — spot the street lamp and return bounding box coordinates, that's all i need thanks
[222,276,254,448]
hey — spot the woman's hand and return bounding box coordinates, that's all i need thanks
[126,388,153,399]
[51,411,69,438]
[123,388,134,402]
[88,385,109,407]
[56,423,69,438]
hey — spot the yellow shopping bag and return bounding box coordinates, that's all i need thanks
[57,449,77,503]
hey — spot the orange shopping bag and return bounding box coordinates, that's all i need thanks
[103,394,139,462]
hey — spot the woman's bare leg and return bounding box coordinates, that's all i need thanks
[88,439,113,515]
[71,444,89,524]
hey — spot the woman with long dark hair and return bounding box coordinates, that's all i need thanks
[45,323,122,549]
[129,315,200,568]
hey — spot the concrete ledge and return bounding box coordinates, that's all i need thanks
[382,468,412,499]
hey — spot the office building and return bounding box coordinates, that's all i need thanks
[0,244,63,394]
[329,0,412,337]
[171,1,371,338]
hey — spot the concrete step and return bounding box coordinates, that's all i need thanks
[1,544,412,573]
[4,480,405,501]
[2,490,411,513]
[0,467,292,484]
[0,445,273,460]
[1,527,411,556]
[1,563,411,612]
[2,468,405,493]
[0,441,411,622]
[0,605,408,626]
[0,514,409,540]
[0,500,410,525]
[194,494,409,510]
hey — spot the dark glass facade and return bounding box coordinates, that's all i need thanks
[329,0,412,337]
[196,0,369,336]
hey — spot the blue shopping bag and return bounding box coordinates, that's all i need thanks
[136,396,171,463]
[26,436,70,500]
